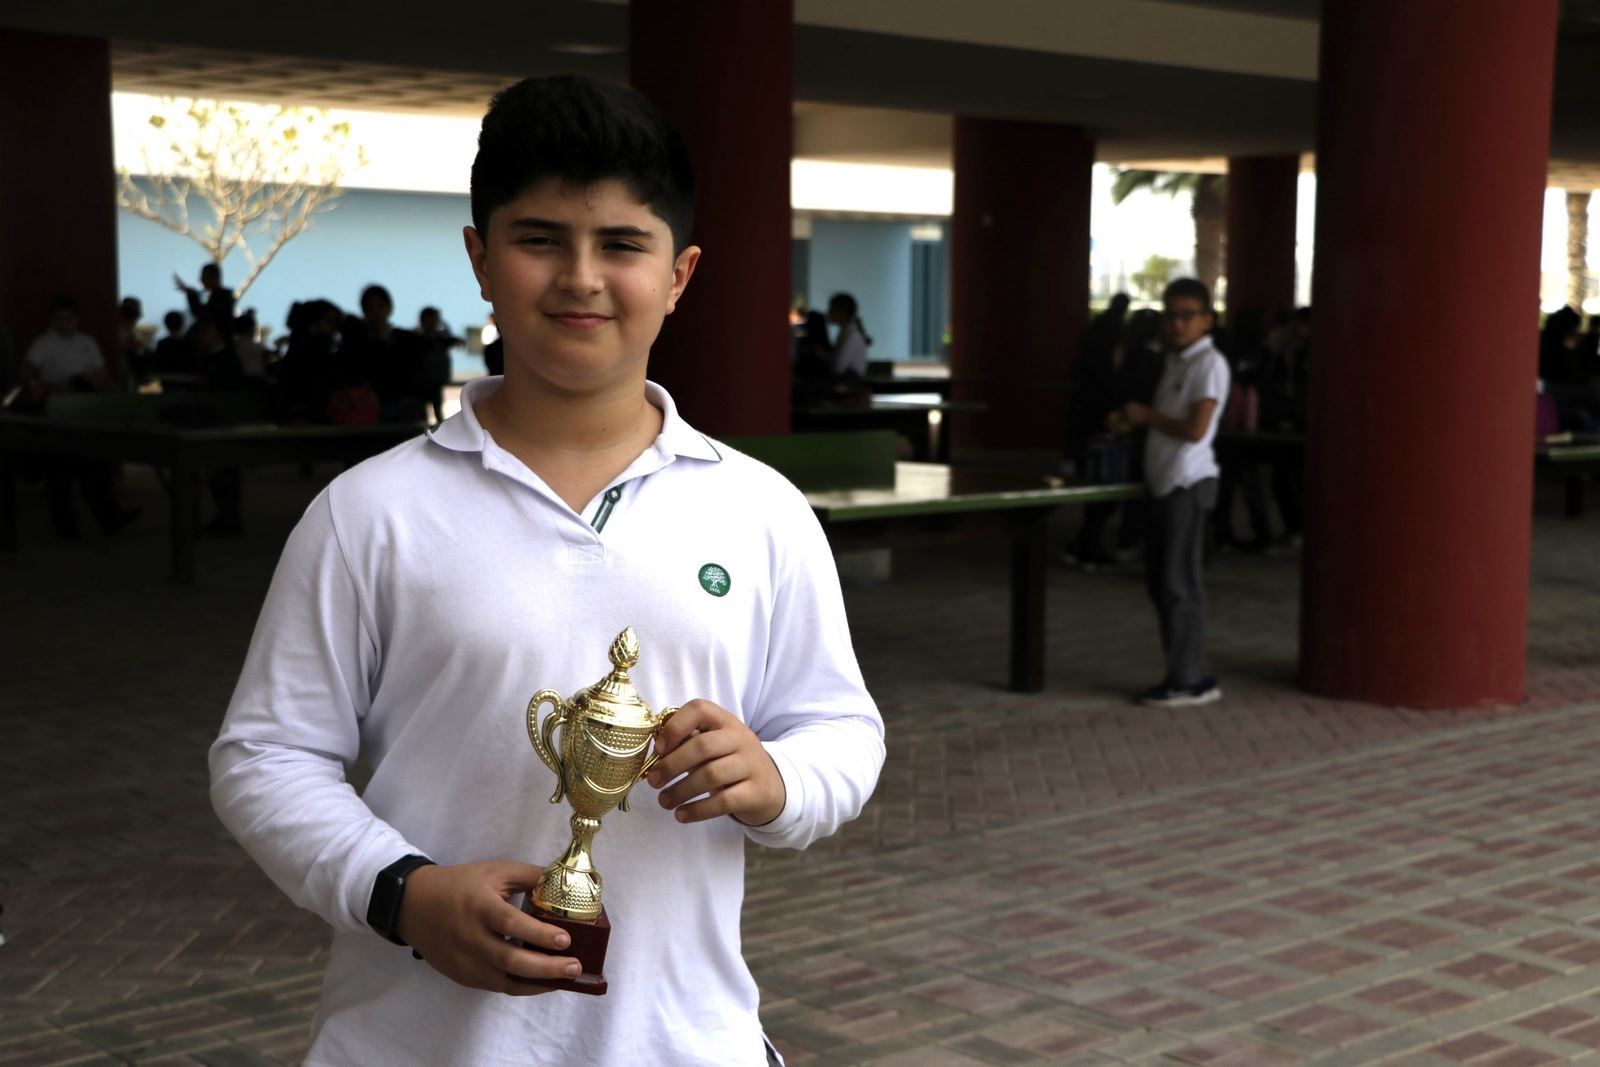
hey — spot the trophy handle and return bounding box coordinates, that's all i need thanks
[527,689,568,805]
[620,704,678,815]
[636,704,680,781]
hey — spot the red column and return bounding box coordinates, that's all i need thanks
[0,31,119,376]
[1225,154,1299,319]
[629,0,791,435]
[1300,1,1558,707]
[949,118,1094,451]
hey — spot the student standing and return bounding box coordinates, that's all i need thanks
[209,75,884,1067]
[826,291,871,380]
[1121,278,1229,707]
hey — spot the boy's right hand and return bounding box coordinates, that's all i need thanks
[396,860,582,995]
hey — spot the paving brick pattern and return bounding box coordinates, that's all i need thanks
[5,467,1600,1064]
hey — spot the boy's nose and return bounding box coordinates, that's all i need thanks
[558,253,604,294]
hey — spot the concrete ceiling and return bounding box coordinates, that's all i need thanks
[5,0,1600,183]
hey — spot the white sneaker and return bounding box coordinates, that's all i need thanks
[1137,679,1222,707]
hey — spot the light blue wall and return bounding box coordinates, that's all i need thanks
[807,219,914,361]
[117,183,489,370]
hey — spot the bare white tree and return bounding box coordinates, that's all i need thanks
[117,98,367,298]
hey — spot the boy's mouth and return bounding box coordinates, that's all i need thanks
[547,311,613,330]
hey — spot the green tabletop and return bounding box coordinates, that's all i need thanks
[1542,441,1600,463]
[806,462,1143,522]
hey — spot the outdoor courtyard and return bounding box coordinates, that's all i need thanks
[5,466,1600,1065]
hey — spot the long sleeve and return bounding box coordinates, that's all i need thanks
[742,496,885,850]
[209,489,416,932]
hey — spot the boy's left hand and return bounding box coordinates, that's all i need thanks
[644,699,785,827]
[1123,401,1154,426]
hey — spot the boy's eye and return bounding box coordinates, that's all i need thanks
[604,242,644,253]
[517,235,557,247]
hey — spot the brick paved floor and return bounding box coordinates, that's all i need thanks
[3,464,1600,1065]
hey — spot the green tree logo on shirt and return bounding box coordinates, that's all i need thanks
[698,563,731,597]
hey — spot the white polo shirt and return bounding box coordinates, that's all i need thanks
[831,322,869,378]
[1144,335,1231,498]
[25,330,104,386]
[209,377,885,1067]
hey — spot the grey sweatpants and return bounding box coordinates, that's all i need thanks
[1145,478,1218,688]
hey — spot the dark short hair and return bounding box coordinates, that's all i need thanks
[119,297,142,321]
[164,310,185,330]
[360,285,392,310]
[1162,277,1212,312]
[470,75,695,252]
[47,293,78,315]
[200,262,221,280]
[828,292,858,318]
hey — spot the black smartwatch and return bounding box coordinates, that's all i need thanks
[366,854,436,946]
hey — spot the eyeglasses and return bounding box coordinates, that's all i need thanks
[1163,308,1209,322]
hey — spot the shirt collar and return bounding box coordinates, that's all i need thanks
[1173,335,1215,362]
[426,376,722,463]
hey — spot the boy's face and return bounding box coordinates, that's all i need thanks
[49,309,78,336]
[464,177,699,396]
[1162,296,1213,351]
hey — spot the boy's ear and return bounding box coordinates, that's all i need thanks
[463,226,491,303]
[665,245,702,316]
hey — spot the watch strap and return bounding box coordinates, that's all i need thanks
[366,854,435,946]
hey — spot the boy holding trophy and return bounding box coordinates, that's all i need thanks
[210,76,885,1066]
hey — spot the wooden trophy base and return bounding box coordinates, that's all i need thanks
[518,900,610,996]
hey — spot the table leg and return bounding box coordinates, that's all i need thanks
[170,459,198,584]
[0,455,16,552]
[1009,515,1047,692]
[905,411,931,462]
[1566,474,1585,519]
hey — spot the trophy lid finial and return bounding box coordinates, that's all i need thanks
[608,628,640,672]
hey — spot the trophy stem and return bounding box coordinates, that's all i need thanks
[530,814,605,922]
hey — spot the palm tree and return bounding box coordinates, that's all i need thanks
[1110,169,1226,297]
[1569,189,1591,309]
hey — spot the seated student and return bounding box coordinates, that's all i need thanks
[118,296,149,382]
[209,74,885,1067]
[149,311,195,377]
[23,294,112,393]
[826,292,872,381]
[231,311,270,382]
[343,284,428,422]
[275,299,344,422]
[20,295,139,537]
[194,315,244,388]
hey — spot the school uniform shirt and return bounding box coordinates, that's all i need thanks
[25,330,104,386]
[209,377,885,1067]
[831,322,870,378]
[1143,334,1230,498]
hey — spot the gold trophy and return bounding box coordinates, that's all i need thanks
[521,627,678,995]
